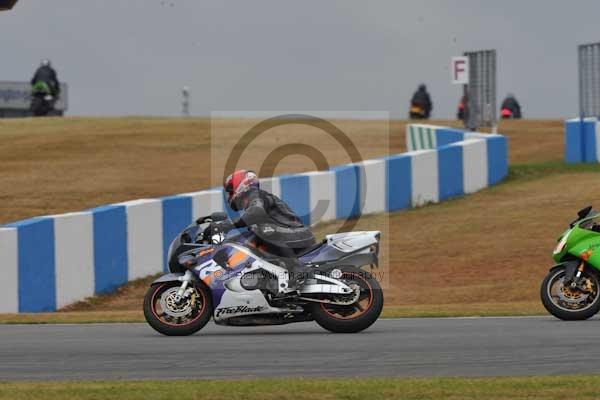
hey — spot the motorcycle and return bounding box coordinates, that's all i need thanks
[409,105,427,120]
[541,206,600,320]
[30,81,55,117]
[500,107,514,119]
[143,212,384,335]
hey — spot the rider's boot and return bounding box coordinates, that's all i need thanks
[278,258,313,295]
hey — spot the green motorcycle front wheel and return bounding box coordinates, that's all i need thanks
[541,266,600,321]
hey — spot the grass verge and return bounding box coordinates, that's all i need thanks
[1,376,600,400]
[507,160,600,182]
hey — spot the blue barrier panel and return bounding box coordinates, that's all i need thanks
[583,120,598,163]
[6,218,56,312]
[334,164,361,219]
[437,145,464,200]
[565,120,583,164]
[92,205,128,294]
[486,136,509,185]
[280,174,310,225]
[385,154,412,211]
[436,128,465,148]
[161,195,192,271]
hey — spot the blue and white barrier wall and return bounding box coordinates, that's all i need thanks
[565,117,600,163]
[406,124,466,151]
[0,125,508,313]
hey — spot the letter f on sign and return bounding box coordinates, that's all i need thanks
[451,56,469,85]
[454,60,465,80]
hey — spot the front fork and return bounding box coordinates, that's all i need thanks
[569,261,588,290]
[174,270,194,303]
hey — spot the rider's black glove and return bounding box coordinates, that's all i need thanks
[212,220,234,235]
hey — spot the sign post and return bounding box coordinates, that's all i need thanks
[462,49,497,131]
[578,42,600,118]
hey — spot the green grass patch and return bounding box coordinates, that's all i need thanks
[507,160,600,183]
[1,376,600,400]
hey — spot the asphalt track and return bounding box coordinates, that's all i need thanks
[1,316,599,381]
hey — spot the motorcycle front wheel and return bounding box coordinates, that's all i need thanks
[540,266,600,321]
[30,97,49,116]
[309,266,383,333]
[143,281,212,336]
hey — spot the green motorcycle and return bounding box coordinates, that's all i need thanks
[30,80,55,116]
[541,206,600,320]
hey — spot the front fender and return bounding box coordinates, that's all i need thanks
[549,260,581,282]
[151,272,189,285]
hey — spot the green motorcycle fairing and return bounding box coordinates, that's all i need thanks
[553,214,600,272]
[31,81,51,94]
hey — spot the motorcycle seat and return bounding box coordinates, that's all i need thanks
[295,240,326,257]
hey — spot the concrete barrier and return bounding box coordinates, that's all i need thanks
[1,124,508,313]
[406,124,466,151]
[565,117,600,163]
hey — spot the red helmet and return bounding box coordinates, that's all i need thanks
[224,170,259,210]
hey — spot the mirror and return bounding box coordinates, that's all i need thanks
[210,212,228,222]
[578,206,593,219]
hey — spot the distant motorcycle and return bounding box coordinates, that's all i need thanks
[409,105,427,119]
[144,212,384,335]
[541,206,600,320]
[500,108,514,119]
[30,81,55,116]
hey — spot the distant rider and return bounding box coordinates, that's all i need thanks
[222,170,317,292]
[31,59,60,97]
[500,93,522,119]
[409,84,433,119]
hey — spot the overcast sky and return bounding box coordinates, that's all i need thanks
[1,0,598,119]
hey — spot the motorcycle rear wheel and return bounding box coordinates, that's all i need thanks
[309,266,383,333]
[143,281,212,336]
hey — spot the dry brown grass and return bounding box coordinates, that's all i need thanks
[0,117,562,224]
[59,273,159,313]
[0,117,394,224]
[495,119,564,164]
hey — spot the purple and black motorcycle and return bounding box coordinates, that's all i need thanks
[143,212,383,335]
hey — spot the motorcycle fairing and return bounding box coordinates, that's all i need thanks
[192,242,293,320]
[300,231,380,266]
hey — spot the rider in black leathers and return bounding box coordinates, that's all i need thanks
[223,170,316,292]
[410,84,433,119]
[500,93,522,119]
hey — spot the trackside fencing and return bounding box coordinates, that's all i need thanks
[565,117,600,163]
[0,124,508,313]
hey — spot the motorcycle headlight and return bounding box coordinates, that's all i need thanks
[553,229,572,255]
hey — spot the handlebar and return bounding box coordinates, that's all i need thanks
[195,211,229,226]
